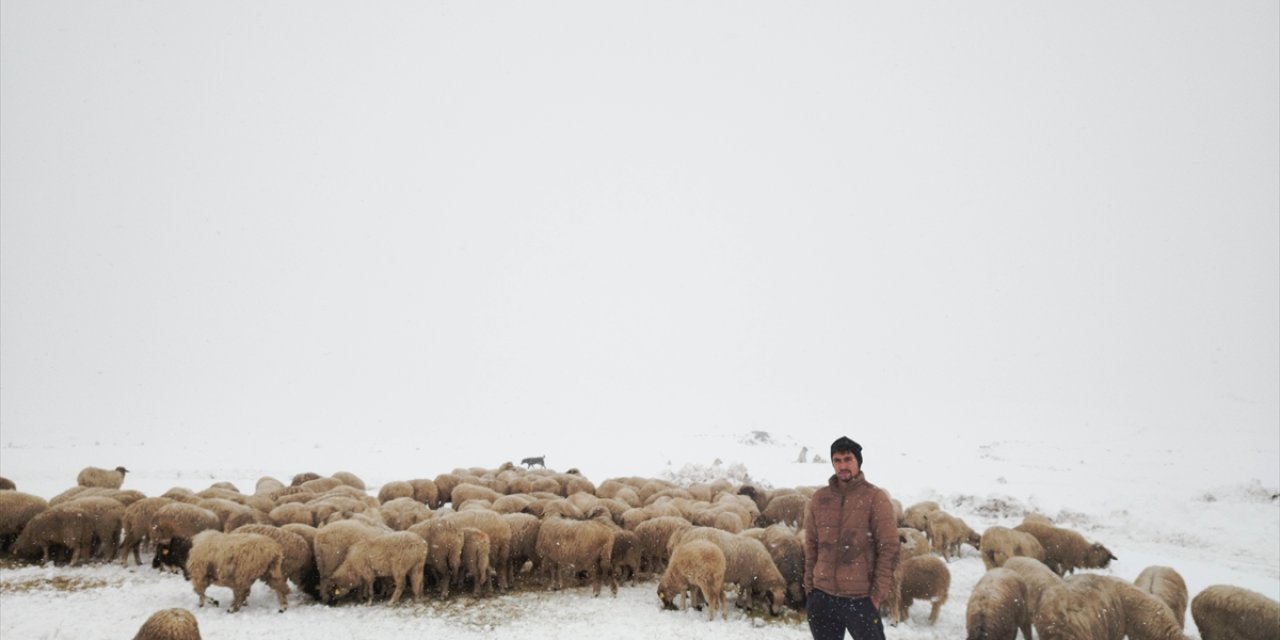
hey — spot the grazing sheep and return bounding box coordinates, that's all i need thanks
[1135,565,1189,630]
[132,608,202,640]
[269,503,315,527]
[759,523,806,608]
[233,524,315,598]
[328,530,428,605]
[440,510,514,591]
[980,526,1047,570]
[1191,584,1280,640]
[927,511,980,561]
[377,481,415,504]
[1002,556,1064,618]
[0,477,15,491]
[11,506,95,565]
[408,519,465,598]
[55,496,126,563]
[759,493,808,528]
[451,483,504,507]
[886,554,950,626]
[379,497,433,531]
[254,477,287,496]
[300,477,344,494]
[458,527,493,597]
[291,472,322,486]
[634,516,694,575]
[1036,573,1188,640]
[314,519,384,604]
[119,497,176,566]
[502,512,542,580]
[670,526,787,616]
[1014,521,1116,576]
[899,527,931,562]
[535,509,618,597]
[408,478,441,509]
[150,503,221,573]
[77,465,129,489]
[659,540,728,621]
[611,529,643,585]
[330,471,366,491]
[1035,573,1127,640]
[196,498,258,533]
[903,501,941,532]
[186,530,290,613]
[0,491,47,552]
[965,567,1031,640]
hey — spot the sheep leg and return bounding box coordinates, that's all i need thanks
[389,573,405,605]
[928,599,942,625]
[410,562,425,603]
[230,586,249,613]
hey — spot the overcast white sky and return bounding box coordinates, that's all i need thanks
[1,1,1277,445]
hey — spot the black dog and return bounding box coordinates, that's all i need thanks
[520,455,546,469]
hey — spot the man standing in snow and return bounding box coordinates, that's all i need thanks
[803,436,900,640]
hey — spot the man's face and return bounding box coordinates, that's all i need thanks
[831,451,860,481]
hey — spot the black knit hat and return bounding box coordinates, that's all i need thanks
[830,436,863,465]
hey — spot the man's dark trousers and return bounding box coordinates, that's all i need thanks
[806,589,887,640]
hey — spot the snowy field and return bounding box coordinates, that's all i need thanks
[0,424,1276,639]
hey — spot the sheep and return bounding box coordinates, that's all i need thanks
[186,530,290,613]
[899,527,931,562]
[760,493,808,528]
[150,503,222,573]
[55,496,126,562]
[659,540,728,621]
[300,477,344,494]
[440,509,514,591]
[1014,521,1116,576]
[670,526,787,616]
[885,554,950,626]
[611,528,643,585]
[502,512,542,580]
[965,567,1031,640]
[927,510,980,561]
[377,481,415,504]
[196,498,259,533]
[77,465,129,489]
[11,505,95,565]
[233,524,315,598]
[535,508,618,597]
[1035,573,1189,640]
[634,515,694,575]
[119,496,177,566]
[269,503,315,527]
[1002,556,1064,618]
[330,471,366,491]
[758,523,806,608]
[457,527,493,597]
[408,518,465,598]
[131,608,202,640]
[1034,573,1127,640]
[451,482,505,507]
[903,500,941,532]
[291,472,322,486]
[327,530,428,605]
[0,490,47,552]
[314,519,385,604]
[980,526,1047,570]
[254,476,287,496]
[1191,584,1280,640]
[379,497,433,531]
[0,476,15,491]
[1135,565,1189,630]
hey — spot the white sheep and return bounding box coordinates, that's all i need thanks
[186,530,290,613]
[77,465,129,489]
[1191,584,1280,640]
[1135,565,1189,630]
[659,540,728,621]
[965,567,1031,640]
[131,608,201,640]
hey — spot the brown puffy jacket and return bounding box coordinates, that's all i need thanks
[803,472,900,603]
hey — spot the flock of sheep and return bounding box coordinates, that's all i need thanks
[0,463,1277,640]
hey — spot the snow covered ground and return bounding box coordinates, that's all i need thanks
[0,424,1276,639]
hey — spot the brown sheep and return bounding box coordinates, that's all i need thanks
[150,502,221,574]
[903,500,941,532]
[1135,565,1189,630]
[233,524,315,598]
[1014,521,1116,576]
[501,512,542,581]
[186,530,290,613]
[965,567,1031,640]
[0,476,16,491]
[330,471,366,491]
[269,503,315,527]
[54,496,125,563]
[634,515,694,575]
[408,518,465,598]
[376,481,415,504]
[0,491,48,552]
[758,523,806,608]
[379,497,433,531]
[659,540,728,621]
[314,519,385,604]
[1191,584,1280,640]
[328,530,428,605]
[1036,574,1188,640]
[611,528,643,585]
[408,478,441,509]
[1001,556,1063,618]
[77,465,129,489]
[458,527,493,597]
[132,608,201,640]
[196,498,259,533]
[885,554,950,626]
[440,509,514,591]
[119,497,176,566]
[980,526,1047,570]
[898,527,931,562]
[926,510,980,561]
[760,493,808,528]
[11,506,95,565]
[670,526,787,616]
[535,509,618,597]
